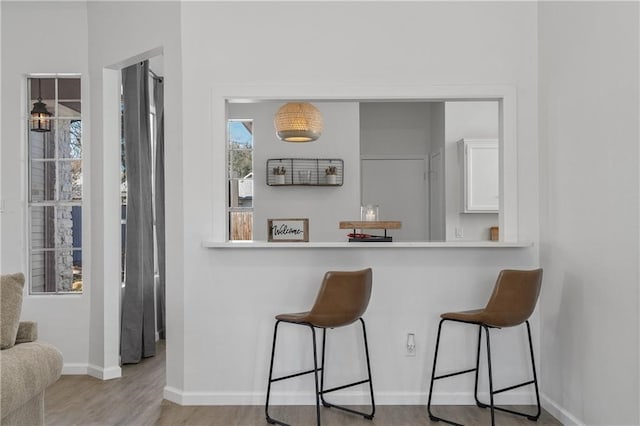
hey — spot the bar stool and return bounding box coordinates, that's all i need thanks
[427,269,543,426]
[265,268,375,426]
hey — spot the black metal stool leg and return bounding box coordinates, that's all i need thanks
[361,318,376,419]
[526,320,541,421]
[474,321,542,422]
[427,319,444,422]
[427,319,465,426]
[318,318,375,420]
[266,318,374,425]
[474,325,485,408]
[320,328,329,407]
[484,325,496,426]
[265,321,322,426]
[266,321,284,425]
[309,325,321,426]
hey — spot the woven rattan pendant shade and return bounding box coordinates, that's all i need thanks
[274,102,323,142]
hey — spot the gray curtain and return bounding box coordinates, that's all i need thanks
[154,76,166,340]
[121,61,155,363]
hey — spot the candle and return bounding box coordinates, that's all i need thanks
[361,205,379,221]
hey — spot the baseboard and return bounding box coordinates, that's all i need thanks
[164,386,190,405]
[541,393,584,425]
[87,364,122,380]
[163,388,538,406]
[61,363,122,380]
[61,363,88,375]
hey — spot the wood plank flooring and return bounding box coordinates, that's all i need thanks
[45,342,561,425]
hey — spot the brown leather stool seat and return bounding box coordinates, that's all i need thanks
[265,268,375,426]
[427,269,543,426]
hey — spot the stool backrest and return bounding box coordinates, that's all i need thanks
[483,269,543,327]
[307,268,373,328]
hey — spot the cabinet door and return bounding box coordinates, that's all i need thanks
[463,139,498,212]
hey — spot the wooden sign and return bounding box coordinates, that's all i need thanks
[268,218,309,242]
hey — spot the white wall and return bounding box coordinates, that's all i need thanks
[179,1,540,405]
[538,2,639,425]
[445,101,499,241]
[360,102,433,156]
[0,1,91,373]
[0,1,3,273]
[228,102,360,242]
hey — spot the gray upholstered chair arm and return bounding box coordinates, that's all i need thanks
[0,341,63,418]
[15,321,37,344]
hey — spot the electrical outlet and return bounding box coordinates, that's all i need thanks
[455,227,464,238]
[406,333,416,357]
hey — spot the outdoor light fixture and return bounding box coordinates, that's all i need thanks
[30,79,52,133]
[274,102,323,142]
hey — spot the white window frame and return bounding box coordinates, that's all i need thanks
[26,74,83,294]
[227,119,254,241]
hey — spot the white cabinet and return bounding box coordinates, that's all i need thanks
[461,139,499,213]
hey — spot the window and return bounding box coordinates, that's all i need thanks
[28,76,82,293]
[227,119,253,240]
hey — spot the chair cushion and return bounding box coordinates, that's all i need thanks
[276,311,312,324]
[15,321,38,345]
[441,308,522,328]
[441,309,486,324]
[1,273,25,349]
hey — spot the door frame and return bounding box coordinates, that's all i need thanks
[429,149,445,241]
[98,47,164,380]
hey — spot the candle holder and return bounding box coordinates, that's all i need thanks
[361,205,379,222]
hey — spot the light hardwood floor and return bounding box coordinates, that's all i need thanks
[45,342,561,425]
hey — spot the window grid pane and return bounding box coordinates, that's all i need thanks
[30,160,56,202]
[229,211,253,241]
[29,130,55,159]
[57,119,82,159]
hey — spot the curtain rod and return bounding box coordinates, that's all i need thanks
[139,61,162,81]
[149,68,163,81]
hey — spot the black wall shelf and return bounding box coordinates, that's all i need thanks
[266,158,344,186]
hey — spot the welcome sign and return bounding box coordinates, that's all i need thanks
[268,218,309,242]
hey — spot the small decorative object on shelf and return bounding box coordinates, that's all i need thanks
[490,226,499,241]
[361,205,379,221]
[298,169,312,184]
[268,218,309,242]
[339,220,401,242]
[325,165,338,185]
[273,166,287,185]
[266,158,343,186]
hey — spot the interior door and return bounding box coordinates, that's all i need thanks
[361,158,427,241]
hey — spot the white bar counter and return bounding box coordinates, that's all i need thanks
[203,241,532,249]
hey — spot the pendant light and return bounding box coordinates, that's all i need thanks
[30,79,52,133]
[274,102,323,142]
